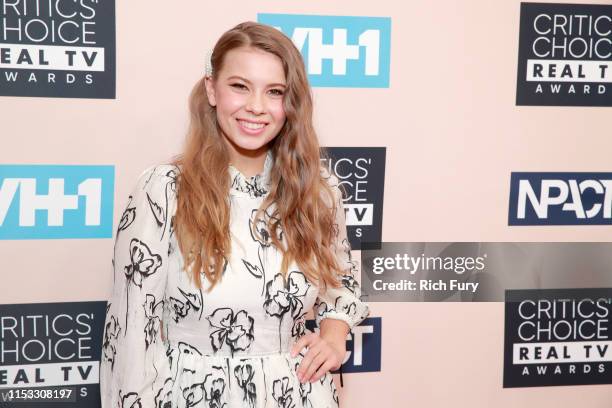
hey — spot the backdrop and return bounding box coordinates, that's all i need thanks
[1,0,611,407]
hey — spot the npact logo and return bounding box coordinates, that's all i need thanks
[508,172,612,225]
[0,165,114,239]
[257,13,391,88]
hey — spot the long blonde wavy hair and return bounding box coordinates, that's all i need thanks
[170,21,345,292]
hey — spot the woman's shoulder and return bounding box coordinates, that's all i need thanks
[138,163,181,181]
[131,163,180,200]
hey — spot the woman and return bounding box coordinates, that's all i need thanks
[100,21,370,408]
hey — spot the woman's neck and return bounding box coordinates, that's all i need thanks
[228,147,269,178]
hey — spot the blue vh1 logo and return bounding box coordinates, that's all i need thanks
[307,317,381,373]
[0,165,114,239]
[257,13,391,88]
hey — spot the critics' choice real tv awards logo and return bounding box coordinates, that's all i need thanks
[508,172,612,225]
[321,147,386,249]
[0,0,116,98]
[257,13,391,88]
[504,288,612,387]
[516,2,612,106]
[0,301,107,405]
[0,165,114,239]
[306,317,381,373]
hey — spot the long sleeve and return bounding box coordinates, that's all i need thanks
[314,173,370,331]
[100,164,178,408]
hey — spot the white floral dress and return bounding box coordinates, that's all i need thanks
[100,152,370,408]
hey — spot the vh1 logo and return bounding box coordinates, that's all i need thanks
[257,13,391,88]
[0,165,114,239]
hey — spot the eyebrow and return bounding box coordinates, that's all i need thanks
[226,75,286,88]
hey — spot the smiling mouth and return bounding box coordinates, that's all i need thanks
[237,119,268,130]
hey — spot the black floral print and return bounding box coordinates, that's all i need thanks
[120,391,142,408]
[248,207,285,295]
[230,172,268,197]
[182,380,205,407]
[117,196,136,233]
[291,312,307,339]
[102,310,121,371]
[169,287,203,323]
[229,161,269,198]
[165,342,203,387]
[264,272,311,319]
[143,294,163,350]
[264,271,311,352]
[234,362,257,407]
[144,166,176,241]
[100,160,370,408]
[203,366,227,408]
[340,273,358,295]
[294,361,313,408]
[146,194,166,229]
[330,380,339,405]
[249,208,283,247]
[122,237,162,334]
[124,238,162,287]
[242,258,263,279]
[272,377,295,408]
[154,377,173,408]
[207,308,254,355]
[335,295,357,317]
[340,238,360,293]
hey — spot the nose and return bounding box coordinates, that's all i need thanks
[245,91,265,115]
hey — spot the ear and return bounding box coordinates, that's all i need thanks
[204,76,217,107]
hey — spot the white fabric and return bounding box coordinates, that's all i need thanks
[100,152,370,408]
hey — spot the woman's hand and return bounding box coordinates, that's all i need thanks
[290,332,346,383]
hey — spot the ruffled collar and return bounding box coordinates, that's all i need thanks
[228,150,273,198]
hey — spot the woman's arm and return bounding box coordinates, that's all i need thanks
[291,172,370,383]
[99,165,177,408]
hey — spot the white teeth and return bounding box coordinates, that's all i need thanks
[239,120,265,130]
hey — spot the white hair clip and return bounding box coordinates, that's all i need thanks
[204,49,213,76]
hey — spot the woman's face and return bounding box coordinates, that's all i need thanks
[205,46,287,164]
